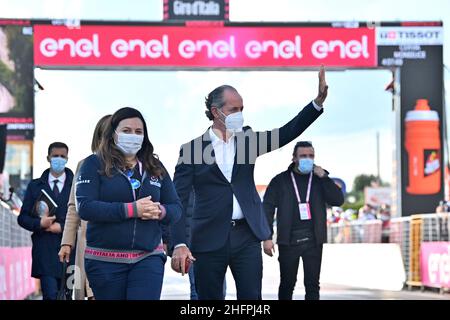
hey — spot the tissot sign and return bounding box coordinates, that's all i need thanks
[34,25,376,68]
[376,27,443,46]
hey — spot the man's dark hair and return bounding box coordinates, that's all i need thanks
[205,85,237,121]
[48,142,69,156]
[292,141,313,157]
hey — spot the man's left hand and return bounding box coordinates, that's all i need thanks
[313,165,327,178]
[263,240,276,257]
[314,65,328,107]
[46,222,62,234]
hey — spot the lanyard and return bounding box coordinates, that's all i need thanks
[137,160,143,176]
[290,171,313,204]
[121,160,143,201]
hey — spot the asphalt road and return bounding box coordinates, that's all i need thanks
[161,254,450,300]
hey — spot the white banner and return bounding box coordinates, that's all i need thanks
[365,187,392,206]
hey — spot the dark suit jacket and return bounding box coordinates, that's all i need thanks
[263,164,344,246]
[18,168,74,278]
[171,102,323,253]
[163,191,194,257]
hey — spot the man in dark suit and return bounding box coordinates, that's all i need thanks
[171,67,328,300]
[18,142,74,300]
[263,141,344,300]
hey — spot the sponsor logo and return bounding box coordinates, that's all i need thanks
[427,245,450,285]
[40,34,100,58]
[424,151,440,176]
[165,0,227,21]
[376,27,443,45]
[6,123,34,130]
[173,0,221,17]
[111,36,170,59]
[34,26,376,67]
[149,176,162,188]
[311,36,369,59]
[75,179,90,185]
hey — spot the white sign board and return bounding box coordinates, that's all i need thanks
[364,187,392,206]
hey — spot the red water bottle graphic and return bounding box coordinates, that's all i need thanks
[405,99,441,195]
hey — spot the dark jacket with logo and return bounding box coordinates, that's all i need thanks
[18,168,74,278]
[263,164,344,246]
[76,154,182,252]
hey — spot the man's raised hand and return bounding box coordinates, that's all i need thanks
[314,65,328,107]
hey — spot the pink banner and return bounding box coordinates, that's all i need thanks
[420,242,450,288]
[0,247,36,300]
[34,25,376,68]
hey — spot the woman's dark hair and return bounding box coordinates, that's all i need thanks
[91,115,112,153]
[97,107,165,178]
[205,85,237,120]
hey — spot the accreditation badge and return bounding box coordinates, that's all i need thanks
[299,203,312,220]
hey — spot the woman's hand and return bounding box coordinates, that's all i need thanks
[136,196,162,220]
[58,244,72,263]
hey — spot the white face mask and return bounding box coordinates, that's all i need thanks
[115,131,144,156]
[218,109,244,132]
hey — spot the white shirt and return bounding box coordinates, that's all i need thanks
[207,100,322,219]
[209,127,245,220]
[48,171,66,193]
[311,100,323,112]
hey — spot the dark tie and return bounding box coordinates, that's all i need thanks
[53,180,60,198]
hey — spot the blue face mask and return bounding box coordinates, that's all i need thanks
[50,157,67,174]
[298,158,314,174]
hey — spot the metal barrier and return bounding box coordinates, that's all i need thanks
[1,202,36,300]
[405,213,450,290]
[422,213,450,241]
[0,202,32,248]
[408,215,422,287]
[389,217,411,285]
[328,220,382,244]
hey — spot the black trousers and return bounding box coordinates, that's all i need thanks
[193,220,262,300]
[40,276,61,300]
[278,242,323,300]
